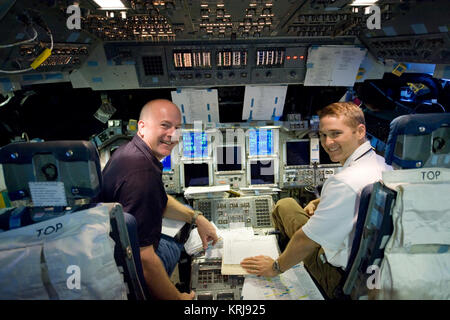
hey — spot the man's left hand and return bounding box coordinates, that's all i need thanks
[240,255,278,277]
[195,215,219,250]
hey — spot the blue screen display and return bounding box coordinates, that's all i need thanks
[161,155,171,172]
[249,129,273,156]
[182,132,208,158]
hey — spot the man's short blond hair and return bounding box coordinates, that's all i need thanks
[317,102,366,128]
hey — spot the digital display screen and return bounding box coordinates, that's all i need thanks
[183,132,208,158]
[161,155,171,172]
[216,146,242,171]
[173,50,211,69]
[286,140,310,166]
[217,50,248,68]
[249,129,274,156]
[250,160,275,185]
[184,163,209,187]
[319,144,336,164]
[256,49,285,67]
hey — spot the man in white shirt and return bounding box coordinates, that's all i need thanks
[241,102,392,299]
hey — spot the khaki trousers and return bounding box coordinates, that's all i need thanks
[272,198,344,299]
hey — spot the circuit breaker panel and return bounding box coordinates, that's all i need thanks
[193,195,274,229]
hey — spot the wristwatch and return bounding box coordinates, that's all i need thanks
[272,259,283,274]
[191,210,203,225]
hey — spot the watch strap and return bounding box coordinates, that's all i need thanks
[191,210,202,225]
[272,259,283,274]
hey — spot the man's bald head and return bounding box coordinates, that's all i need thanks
[137,99,182,160]
[139,99,181,122]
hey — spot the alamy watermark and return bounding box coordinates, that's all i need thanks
[66,5,81,30]
[366,264,381,290]
[365,5,381,30]
[66,265,81,290]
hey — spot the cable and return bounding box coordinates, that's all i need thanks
[0,10,36,48]
[0,27,38,48]
[0,29,53,74]
[0,67,33,74]
[0,9,53,74]
[48,31,53,51]
[414,101,447,113]
[0,92,14,107]
[21,132,29,142]
[435,102,447,112]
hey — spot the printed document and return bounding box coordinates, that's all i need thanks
[222,235,279,275]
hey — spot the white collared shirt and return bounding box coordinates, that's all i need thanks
[302,141,392,269]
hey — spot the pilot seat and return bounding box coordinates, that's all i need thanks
[337,113,450,300]
[0,140,148,300]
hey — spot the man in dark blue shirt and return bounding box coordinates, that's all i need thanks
[100,99,218,300]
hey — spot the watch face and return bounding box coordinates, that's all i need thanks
[272,261,279,273]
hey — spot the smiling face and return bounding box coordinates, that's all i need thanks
[319,114,366,165]
[138,99,182,160]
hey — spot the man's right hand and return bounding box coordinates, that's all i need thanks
[304,198,320,216]
[179,290,196,300]
[196,215,219,250]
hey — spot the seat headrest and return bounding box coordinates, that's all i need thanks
[385,113,450,169]
[0,140,102,206]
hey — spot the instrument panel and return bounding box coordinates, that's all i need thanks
[194,195,273,229]
[191,258,244,300]
[94,121,342,194]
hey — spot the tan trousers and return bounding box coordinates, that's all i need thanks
[272,198,344,299]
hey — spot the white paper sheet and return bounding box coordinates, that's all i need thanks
[242,263,324,300]
[332,47,367,86]
[304,47,335,86]
[184,185,230,197]
[223,235,279,265]
[29,181,68,207]
[184,222,221,256]
[219,227,255,240]
[184,226,205,256]
[184,225,254,257]
[161,218,186,238]
[204,245,224,259]
[242,85,287,120]
[355,52,385,82]
[240,186,281,192]
[201,227,255,259]
[304,46,367,87]
[171,88,219,124]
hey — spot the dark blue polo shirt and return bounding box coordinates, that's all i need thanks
[99,134,168,249]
